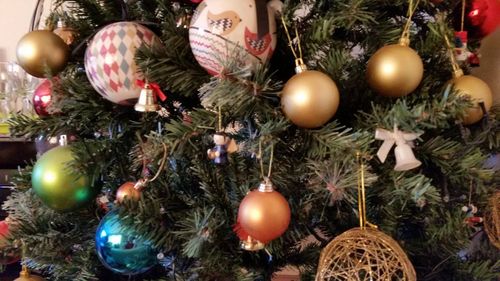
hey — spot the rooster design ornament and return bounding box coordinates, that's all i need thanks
[189,0,279,75]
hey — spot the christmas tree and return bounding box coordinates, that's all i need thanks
[2,0,499,280]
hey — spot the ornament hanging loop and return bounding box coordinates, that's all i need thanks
[280,15,303,62]
[258,139,275,181]
[356,152,377,230]
[399,0,420,46]
[443,34,464,78]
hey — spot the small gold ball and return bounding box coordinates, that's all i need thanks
[16,30,70,78]
[452,75,493,125]
[366,44,424,97]
[281,70,340,128]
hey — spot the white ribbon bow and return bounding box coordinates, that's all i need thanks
[375,124,422,163]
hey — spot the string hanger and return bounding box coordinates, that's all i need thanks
[280,15,306,72]
[356,152,377,229]
[218,106,222,132]
[258,138,275,182]
[443,34,464,78]
[400,0,420,46]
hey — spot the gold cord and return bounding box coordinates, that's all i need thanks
[401,0,420,43]
[461,0,466,32]
[357,152,377,229]
[258,139,274,180]
[217,106,222,132]
[443,34,464,77]
[148,143,168,183]
[280,15,303,60]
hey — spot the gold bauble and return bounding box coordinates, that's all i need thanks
[281,70,339,128]
[451,75,493,125]
[14,266,46,281]
[366,44,424,97]
[53,26,76,45]
[16,30,70,78]
[316,227,416,281]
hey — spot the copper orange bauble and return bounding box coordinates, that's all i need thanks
[451,75,492,125]
[16,30,69,78]
[115,181,141,203]
[366,44,423,97]
[237,181,290,243]
[0,220,20,265]
[281,63,339,128]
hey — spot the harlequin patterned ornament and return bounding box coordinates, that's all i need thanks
[85,22,163,105]
[189,0,278,75]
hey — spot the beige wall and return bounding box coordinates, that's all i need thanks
[0,1,498,103]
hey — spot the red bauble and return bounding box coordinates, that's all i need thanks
[0,220,20,265]
[33,79,54,116]
[237,188,290,244]
[115,181,142,203]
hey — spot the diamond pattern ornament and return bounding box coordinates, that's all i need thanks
[189,0,277,75]
[85,22,163,105]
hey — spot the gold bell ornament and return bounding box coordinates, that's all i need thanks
[134,80,167,112]
[279,18,339,128]
[375,125,422,171]
[366,0,424,97]
[14,266,46,281]
[444,36,492,125]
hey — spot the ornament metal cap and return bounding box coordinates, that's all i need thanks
[294,58,308,74]
[398,37,410,47]
[258,177,275,192]
[240,236,265,251]
[56,19,66,28]
[59,135,68,146]
[134,83,160,112]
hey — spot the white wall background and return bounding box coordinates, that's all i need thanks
[0,0,498,103]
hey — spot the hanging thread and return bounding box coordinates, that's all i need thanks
[461,0,466,32]
[280,15,304,67]
[258,139,274,180]
[356,152,377,229]
[400,0,420,43]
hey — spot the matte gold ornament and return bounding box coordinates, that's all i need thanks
[16,30,70,78]
[484,191,500,249]
[366,42,423,97]
[14,266,46,281]
[281,59,340,128]
[316,227,416,281]
[451,74,492,125]
[115,181,142,203]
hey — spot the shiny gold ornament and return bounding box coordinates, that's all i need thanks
[451,74,492,125]
[316,227,416,281]
[115,181,142,203]
[53,20,76,45]
[484,191,500,249]
[366,43,424,97]
[135,85,160,112]
[14,266,46,281]
[281,59,340,128]
[16,30,69,78]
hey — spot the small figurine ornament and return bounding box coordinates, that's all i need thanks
[375,125,422,171]
[207,132,237,164]
[454,31,480,67]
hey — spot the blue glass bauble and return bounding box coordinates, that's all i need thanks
[95,211,157,275]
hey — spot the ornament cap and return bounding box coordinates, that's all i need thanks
[20,266,30,277]
[56,19,66,28]
[59,135,68,146]
[240,236,265,251]
[398,37,410,46]
[258,178,275,192]
[453,68,464,78]
[294,58,308,73]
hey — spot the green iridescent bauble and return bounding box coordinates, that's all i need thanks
[32,146,95,212]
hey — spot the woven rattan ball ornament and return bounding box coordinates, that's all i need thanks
[484,191,500,249]
[316,227,416,281]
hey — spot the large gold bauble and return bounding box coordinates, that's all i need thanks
[316,227,416,281]
[16,30,69,78]
[366,44,424,97]
[451,75,493,125]
[281,70,339,128]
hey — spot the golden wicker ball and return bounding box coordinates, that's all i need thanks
[484,191,500,249]
[316,227,416,281]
